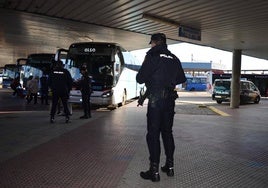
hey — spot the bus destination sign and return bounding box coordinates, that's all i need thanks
[84,48,96,53]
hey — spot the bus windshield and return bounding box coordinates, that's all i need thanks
[27,54,54,75]
[2,64,21,88]
[17,54,54,88]
[65,43,118,90]
[3,65,18,79]
[67,55,113,81]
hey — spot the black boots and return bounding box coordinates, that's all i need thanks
[80,113,91,119]
[161,159,174,177]
[65,116,69,123]
[140,163,160,182]
[80,115,89,119]
[140,160,174,182]
[50,116,54,123]
[50,116,69,123]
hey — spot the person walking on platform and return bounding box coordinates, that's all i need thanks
[27,76,39,104]
[136,33,186,182]
[48,60,72,123]
[78,64,92,119]
[10,76,23,97]
[26,75,33,101]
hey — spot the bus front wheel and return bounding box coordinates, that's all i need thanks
[216,100,222,104]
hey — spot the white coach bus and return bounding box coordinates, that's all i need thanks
[55,42,143,108]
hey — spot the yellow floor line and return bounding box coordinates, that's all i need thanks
[207,106,230,116]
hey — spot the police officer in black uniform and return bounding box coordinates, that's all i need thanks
[48,60,72,123]
[79,65,92,119]
[136,33,186,182]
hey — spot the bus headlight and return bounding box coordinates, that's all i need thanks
[102,90,113,98]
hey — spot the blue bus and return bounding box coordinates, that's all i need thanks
[185,75,207,91]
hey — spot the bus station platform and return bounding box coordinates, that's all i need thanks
[0,89,267,187]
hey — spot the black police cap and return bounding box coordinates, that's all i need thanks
[53,60,63,68]
[80,64,87,71]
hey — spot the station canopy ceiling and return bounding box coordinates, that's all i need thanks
[1,0,268,65]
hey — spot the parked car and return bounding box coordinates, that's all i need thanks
[212,79,261,104]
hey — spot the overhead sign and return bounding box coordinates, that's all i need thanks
[179,26,201,41]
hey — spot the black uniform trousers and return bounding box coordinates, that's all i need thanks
[41,89,49,104]
[82,93,91,117]
[50,91,70,117]
[146,92,175,165]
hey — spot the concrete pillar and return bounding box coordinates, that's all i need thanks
[230,49,242,108]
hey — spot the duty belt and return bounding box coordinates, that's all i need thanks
[149,88,178,99]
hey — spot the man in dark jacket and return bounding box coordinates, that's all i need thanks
[136,33,186,182]
[79,65,92,119]
[48,60,72,123]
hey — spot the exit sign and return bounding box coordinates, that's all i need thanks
[179,26,201,41]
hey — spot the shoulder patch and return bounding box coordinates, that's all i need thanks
[53,71,64,74]
[160,54,174,59]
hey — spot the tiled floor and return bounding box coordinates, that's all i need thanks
[0,90,267,187]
